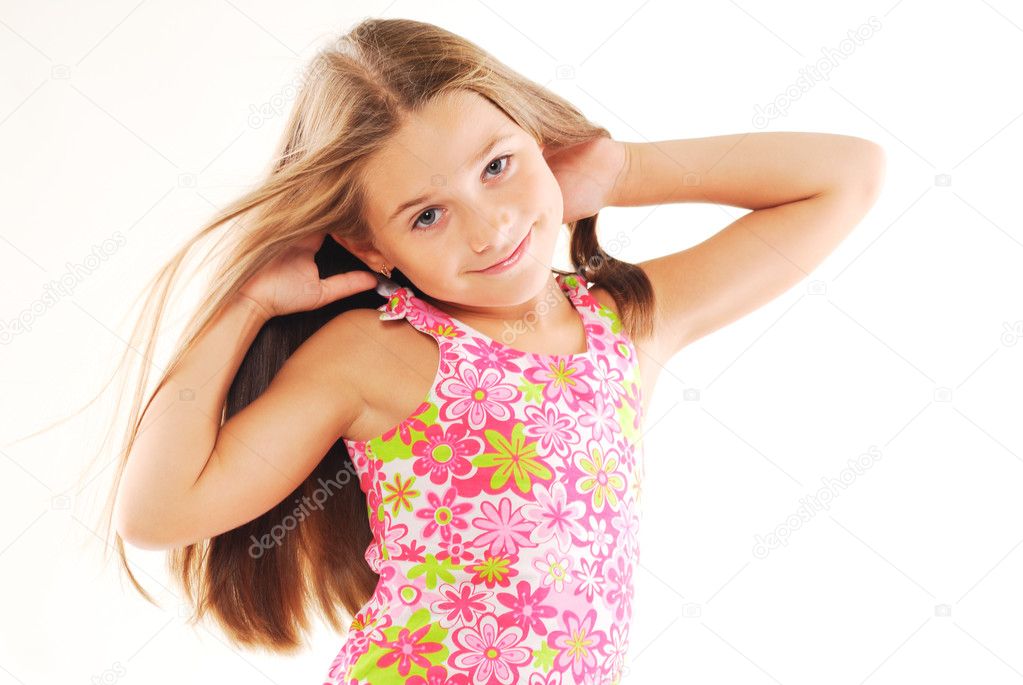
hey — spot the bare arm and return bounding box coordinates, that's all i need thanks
[114,296,365,549]
[612,132,886,356]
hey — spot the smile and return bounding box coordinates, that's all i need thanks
[473,226,532,275]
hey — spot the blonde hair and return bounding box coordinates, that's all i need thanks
[66,17,654,652]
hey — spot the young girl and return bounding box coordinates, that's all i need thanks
[105,17,885,685]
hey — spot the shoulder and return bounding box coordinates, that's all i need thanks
[299,304,428,394]
[305,306,406,370]
[285,307,388,396]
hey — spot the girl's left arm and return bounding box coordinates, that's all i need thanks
[611,132,886,359]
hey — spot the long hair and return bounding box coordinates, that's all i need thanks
[66,17,654,652]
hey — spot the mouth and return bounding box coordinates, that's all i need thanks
[472,225,533,274]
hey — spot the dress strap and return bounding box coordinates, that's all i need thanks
[375,278,461,343]
[554,271,621,355]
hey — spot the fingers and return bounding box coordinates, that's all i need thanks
[321,270,379,302]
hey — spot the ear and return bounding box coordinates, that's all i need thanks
[329,231,387,269]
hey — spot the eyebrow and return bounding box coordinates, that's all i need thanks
[386,132,517,226]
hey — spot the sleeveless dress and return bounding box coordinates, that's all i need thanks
[324,271,646,685]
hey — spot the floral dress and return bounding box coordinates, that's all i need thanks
[324,271,646,685]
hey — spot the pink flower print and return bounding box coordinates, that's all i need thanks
[363,538,383,572]
[590,355,626,406]
[379,289,412,320]
[470,496,535,556]
[604,555,634,622]
[614,435,637,473]
[463,337,526,374]
[629,463,643,510]
[382,473,420,516]
[523,356,593,408]
[574,445,625,513]
[380,406,430,446]
[438,363,518,429]
[406,664,471,685]
[431,580,495,630]
[438,532,474,564]
[473,423,553,495]
[451,613,531,685]
[380,520,409,563]
[631,387,645,432]
[469,550,519,589]
[610,499,640,559]
[527,673,563,685]
[375,622,445,677]
[522,402,579,458]
[349,604,393,642]
[572,557,605,603]
[361,456,385,495]
[582,316,608,352]
[601,622,629,680]
[394,572,430,610]
[415,486,472,541]
[396,538,427,563]
[533,551,572,592]
[496,579,558,638]
[577,391,617,443]
[548,608,607,680]
[412,423,481,485]
[435,339,462,375]
[583,515,613,558]
[414,298,459,332]
[327,643,361,680]
[521,481,586,553]
[373,564,398,605]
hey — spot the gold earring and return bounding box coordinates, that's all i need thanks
[379,264,391,278]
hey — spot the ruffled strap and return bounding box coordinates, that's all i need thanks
[374,275,411,321]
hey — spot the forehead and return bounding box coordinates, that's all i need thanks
[362,90,522,226]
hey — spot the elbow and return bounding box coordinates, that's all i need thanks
[113,500,180,551]
[856,139,888,200]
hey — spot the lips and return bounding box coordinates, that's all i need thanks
[474,228,531,272]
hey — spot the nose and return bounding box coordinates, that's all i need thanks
[468,205,515,254]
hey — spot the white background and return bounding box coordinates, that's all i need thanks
[2,0,1022,683]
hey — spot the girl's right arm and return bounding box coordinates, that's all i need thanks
[115,296,368,550]
[115,233,380,550]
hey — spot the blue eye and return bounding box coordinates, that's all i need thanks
[411,154,513,231]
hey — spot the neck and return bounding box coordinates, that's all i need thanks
[420,272,573,335]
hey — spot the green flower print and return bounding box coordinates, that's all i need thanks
[532,638,560,672]
[368,402,439,463]
[617,380,641,446]
[597,303,623,334]
[576,445,625,511]
[407,553,461,589]
[382,473,421,516]
[473,422,553,493]
[352,608,449,682]
[518,376,544,404]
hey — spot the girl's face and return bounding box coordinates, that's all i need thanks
[337,89,565,317]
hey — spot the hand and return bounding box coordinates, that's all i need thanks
[543,136,631,224]
[237,233,379,319]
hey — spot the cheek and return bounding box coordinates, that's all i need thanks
[523,157,562,216]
